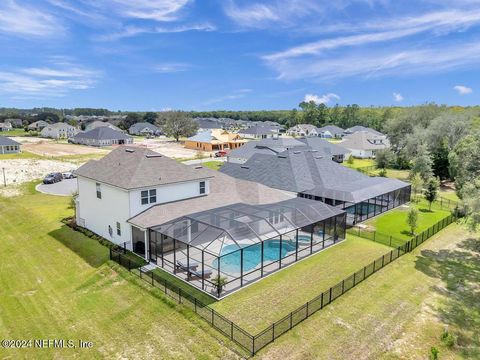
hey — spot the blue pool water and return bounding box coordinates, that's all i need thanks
[215,239,297,274]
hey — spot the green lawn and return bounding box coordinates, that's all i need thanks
[439,190,460,202]
[343,158,376,169]
[364,199,452,241]
[201,161,224,171]
[0,150,43,160]
[0,189,240,359]
[0,129,30,136]
[211,235,391,333]
[257,224,479,360]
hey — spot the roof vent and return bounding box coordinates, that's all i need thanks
[146,154,162,158]
[314,155,323,159]
[277,155,287,158]
[309,149,318,153]
[125,149,135,153]
[293,151,302,154]
[195,166,203,169]
[241,166,249,169]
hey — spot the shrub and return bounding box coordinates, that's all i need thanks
[440,329,456,348]
[430,346,439,360]
[378,168,387,177]
[347,156,354,165]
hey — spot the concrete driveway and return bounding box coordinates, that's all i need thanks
[36,179,78,197]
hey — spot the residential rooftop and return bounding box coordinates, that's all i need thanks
[75,147,213,190]
[73,127,132,141]
[0,136,20,146]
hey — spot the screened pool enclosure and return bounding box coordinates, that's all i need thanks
[148,198,346,298]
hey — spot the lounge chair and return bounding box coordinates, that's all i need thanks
[175,260,199,272]
[188,268,212,280]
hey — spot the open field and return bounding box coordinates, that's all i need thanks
[0,129,29,136]
[201,161,224,170]
[211,235,391,333]
[257,223,479,359]
[132,137,203,159]
[22,142,109,157]
[364,199,452,241]
[343,158,376,169]
[0,185,241,359]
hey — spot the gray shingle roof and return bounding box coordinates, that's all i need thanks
[0,136,20,146]
[128,168,296,229]
[297,137,350,156]
[73,127,132,141]
[129,122,159,133]
[187,130,217,142]
[220,150,408,203]
[75,147,213,190]
[345,126,384,136]
[317,125,344,136]
[238,125,276,136]
[341,131,389,151]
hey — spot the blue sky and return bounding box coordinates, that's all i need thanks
[0,0,479,110]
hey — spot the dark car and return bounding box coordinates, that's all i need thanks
[43,172,63,184]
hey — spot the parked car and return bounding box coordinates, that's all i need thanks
[215,150,227,157]
[43,172,63,184]
[62,171,77,179]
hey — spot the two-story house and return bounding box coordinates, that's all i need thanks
[40,123,79,139]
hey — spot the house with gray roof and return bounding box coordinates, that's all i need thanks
[85,120,122,132]
[344,125,385,137]
[341,131,389,158]
[40,123,79,139]
[75,146,346,298]
[237,125,278,139]
[71,127,133,147]
[0,122,13,132]
[286,124,319,137]
[220,149,410,225]
[0,136,21,154]
[128,122,161,136]
[27,120,48,131]
[227,137,349,164]
[317,125,345,139]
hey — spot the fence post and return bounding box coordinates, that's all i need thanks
[128,258,131,272]
[231,322,234,339]
[151,272,154,286]
[290,312,293,329]
[272,323,275,342]
[353,271,356,286]
[307,302,309,317]
[194,297,197,312]
[109,247,112,260]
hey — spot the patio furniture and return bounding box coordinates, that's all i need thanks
[188,268,212,280]
[175,260,199,272]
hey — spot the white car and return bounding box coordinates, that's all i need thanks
[62,171,77,179]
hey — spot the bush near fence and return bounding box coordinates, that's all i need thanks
[110,213,456,355]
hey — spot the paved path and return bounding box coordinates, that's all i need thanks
[182,157,227,165]
[36,178,78,197]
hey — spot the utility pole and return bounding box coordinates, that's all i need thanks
[2,168,6,187]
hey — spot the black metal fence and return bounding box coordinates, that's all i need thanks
[110,213,456,356]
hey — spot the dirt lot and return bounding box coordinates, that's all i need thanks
[0,159,77,187]
[132,137,205,159]
[22,141,109,157]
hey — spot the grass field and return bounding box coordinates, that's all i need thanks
[0,150,43,159]
[364,199,452,241]
[0,187,241,359]
[343,158,376,169]
[0,129,30,136]
[257,224,479,359]
[201,161,224,171]
[211,235,391,333]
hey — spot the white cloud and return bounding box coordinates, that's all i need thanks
[453,85,473,94]
[102,0,192,22]
[0,59,100,98]
[266,41,480,81]
[0,0,63,37]
[304,93,340,104]
[154,63,191,73]
[393,92,404,102]
[224,0,322,28]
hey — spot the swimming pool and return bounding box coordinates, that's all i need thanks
[214,239,297,274]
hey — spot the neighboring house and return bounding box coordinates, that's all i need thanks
[220,149,410,225]
[344,126,385,137]
[0,122,12,132]
[5,119,23,128]
[128,122,161,136]
[0,136,21,154]
[298,137,350,163]
[317,125,345,139]
[40,123,79,139]
[75,146,345,298]
[184,129,247,152]
[227,137,349,164]
[27,120,48,131]
[194,118,224,131]
[341,131,389,159]
[286,124,319,137]
[237,125,278,139]
[71,127,133,147]
[85,120,122,132]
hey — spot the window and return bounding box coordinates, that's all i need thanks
[96,183,102,199]
[141,189,157,205]
[116,222,121,236]
[199,181,206,194]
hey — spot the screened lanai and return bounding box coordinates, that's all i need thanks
[148,198,346,298]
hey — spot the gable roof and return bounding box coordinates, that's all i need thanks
[0,136,20,146]
[317,125,344,136]
[187,129,244,144]
[220,150,408,203]
[43,122,75,130]
[238,125,276,136]
[75,147,213,190]
[129,122,159,132]
[341,131,389,151]
[73,127,132,141]
[345,125,384,137]
[86,120,121,132]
